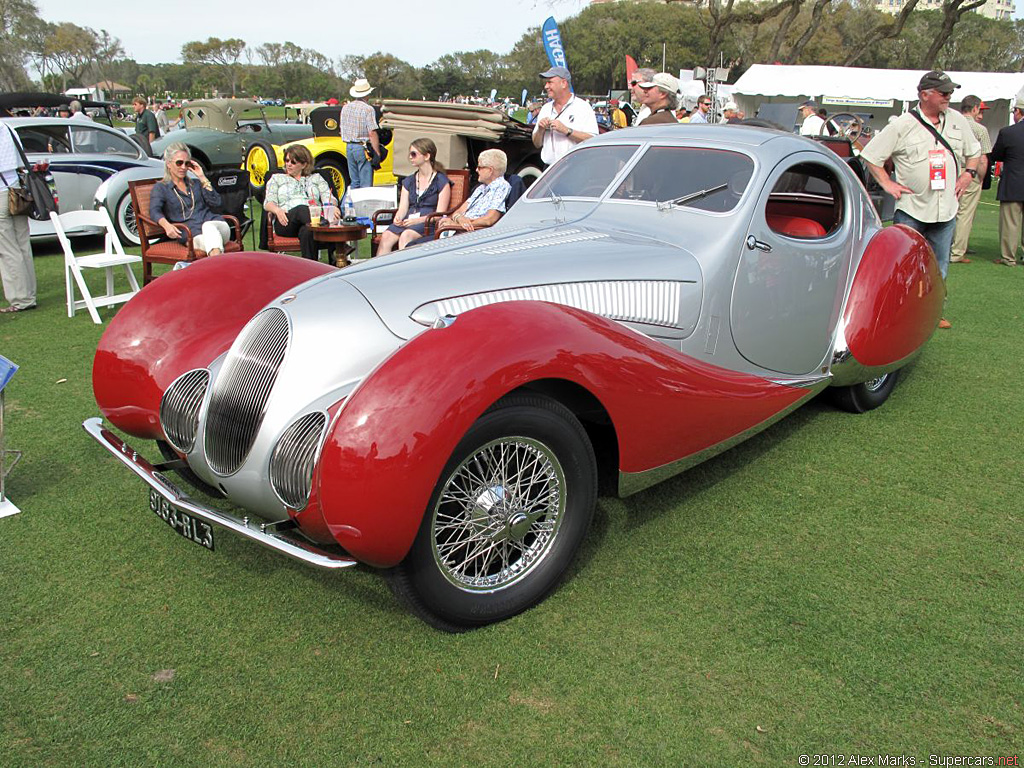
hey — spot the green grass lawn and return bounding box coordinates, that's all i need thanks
[1,193,1021,766]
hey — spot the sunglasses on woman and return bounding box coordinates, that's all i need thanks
[173,160,191,166]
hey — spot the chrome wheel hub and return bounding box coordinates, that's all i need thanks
[864,374,888,392]
[431,437,565,591]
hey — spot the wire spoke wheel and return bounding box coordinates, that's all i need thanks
[388,394,597,631]
[431,436,565,591]
[246,145,270,188]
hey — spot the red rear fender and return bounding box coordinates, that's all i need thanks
[844,225,944,367]
[93,252,333,438]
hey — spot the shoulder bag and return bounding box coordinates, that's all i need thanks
[5,125,58,221]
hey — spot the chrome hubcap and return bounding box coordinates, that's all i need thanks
[431,437,565,591]
[864,374,888,392]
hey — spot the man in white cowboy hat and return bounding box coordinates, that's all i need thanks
[340,78,381,188]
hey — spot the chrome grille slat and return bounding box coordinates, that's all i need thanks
[269,412,328,510]
[205,308,290,475]
[159,369,210,454]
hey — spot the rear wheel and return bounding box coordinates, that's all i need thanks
[388,394,597,632]
[830,370,900,413]
[245,140,277,201]
[315,157,348,200]
[114,191,140,246]
[514,164,543,189]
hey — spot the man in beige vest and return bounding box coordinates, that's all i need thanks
[950,96,991,264]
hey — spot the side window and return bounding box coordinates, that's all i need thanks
[765,162,843,239]
[70,126,139,157]
[17,125,71,154]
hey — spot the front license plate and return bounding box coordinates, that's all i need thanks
[148,489,215,551]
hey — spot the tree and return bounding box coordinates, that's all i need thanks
[698,0,803,67]
[181,37,246,96]
[46,22,98,91]
[842,0,919,66]
[921,0,987,68]
[0,0,41,89]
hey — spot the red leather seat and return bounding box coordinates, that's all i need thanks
[767,214,827,239]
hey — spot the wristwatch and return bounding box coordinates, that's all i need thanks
[965,168,977,178]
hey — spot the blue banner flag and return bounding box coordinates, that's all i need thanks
[490,88,498,102]
[542,17,568,70]
[522,88,528,106]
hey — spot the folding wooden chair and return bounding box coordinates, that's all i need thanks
[370,170,469,256]
[49,210,141,324]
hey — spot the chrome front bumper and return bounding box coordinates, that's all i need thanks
[83,417,357,570]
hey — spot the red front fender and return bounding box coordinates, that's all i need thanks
[314,301,806,567]
[93,252,333,439]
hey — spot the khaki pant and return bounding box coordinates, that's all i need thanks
[0,190,36,309]
[999,201,1023,265]
[950,179,982,261]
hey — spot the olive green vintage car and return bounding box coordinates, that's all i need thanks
[151,98,313,172]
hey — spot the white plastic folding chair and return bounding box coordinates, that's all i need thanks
[49,210,142,324]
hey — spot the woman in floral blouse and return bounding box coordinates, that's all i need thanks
[263,145,338,261]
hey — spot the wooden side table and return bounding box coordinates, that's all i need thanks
[310,223,367,268]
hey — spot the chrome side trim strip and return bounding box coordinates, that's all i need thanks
[419,280,689,329]
[83,418,357,570]
[616,383,826,497]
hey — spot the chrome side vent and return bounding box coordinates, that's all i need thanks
[159,369,210,454]
[205,308,290,475]
[269,412,328,510]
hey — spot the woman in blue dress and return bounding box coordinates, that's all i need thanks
[377,138,451,254]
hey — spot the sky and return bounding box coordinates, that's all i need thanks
[35,0,584,69]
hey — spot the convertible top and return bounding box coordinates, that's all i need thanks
[181,99,262,131]
[0,91,120,116]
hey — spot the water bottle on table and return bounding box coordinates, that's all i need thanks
[342,190,356,224]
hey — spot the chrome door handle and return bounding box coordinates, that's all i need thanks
[746,235,772,253]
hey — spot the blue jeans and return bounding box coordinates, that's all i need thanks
[893,210,956,280]
[346,142,372,189]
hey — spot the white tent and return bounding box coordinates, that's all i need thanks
[732,64,1024,142]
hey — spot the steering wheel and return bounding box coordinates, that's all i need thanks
[821,112,864,143]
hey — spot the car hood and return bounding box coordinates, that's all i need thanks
[333,221,705,341]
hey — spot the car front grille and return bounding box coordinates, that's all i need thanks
[159,369,210,454]
[269,412,328,510]
[205,308,290,475]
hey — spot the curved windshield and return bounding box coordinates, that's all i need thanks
[610,146,754,212]
[527,145,639,200]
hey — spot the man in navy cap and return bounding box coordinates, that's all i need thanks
[532,65,598,166]
[861,69,981,330]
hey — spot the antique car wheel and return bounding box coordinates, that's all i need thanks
[389,394,597,631]
[315,158,348,200]
[822,112,864,143]
[514,164,543,188]
[245,140,277,201]
[114,191,141,246]
[830,370,900,414]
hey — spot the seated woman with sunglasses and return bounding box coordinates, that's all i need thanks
[263,145,338,261]
[376,138,451,255]
[151,142,229,255]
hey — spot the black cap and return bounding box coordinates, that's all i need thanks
[918,70,960,94]
[799,100,818,110]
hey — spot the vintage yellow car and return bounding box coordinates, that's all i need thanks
[243,106,396,199]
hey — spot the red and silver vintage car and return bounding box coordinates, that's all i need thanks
[86,125,943,630]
